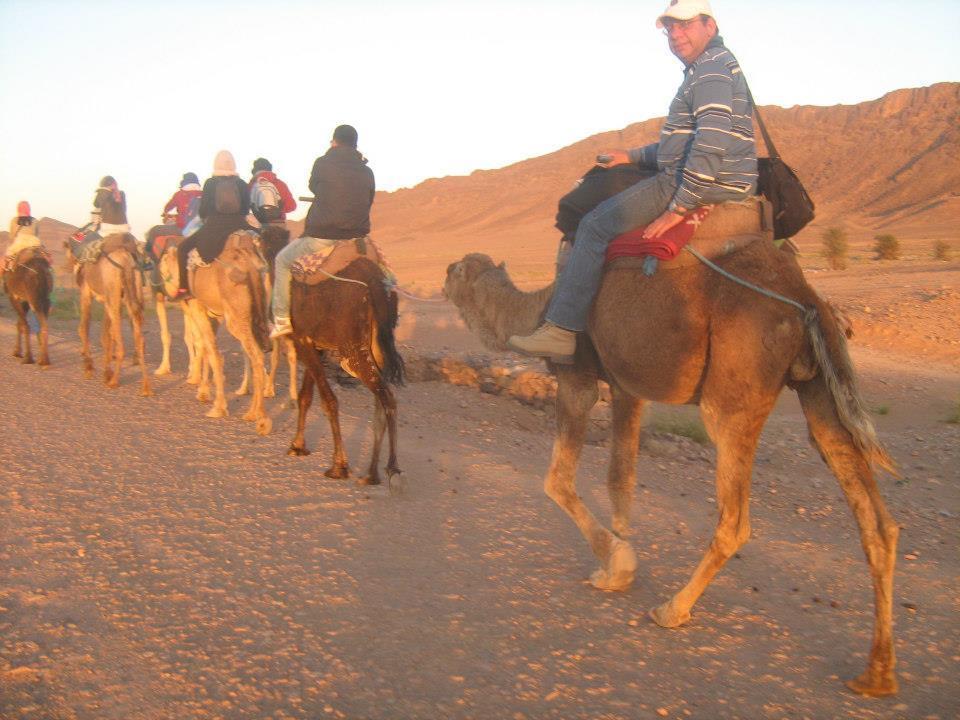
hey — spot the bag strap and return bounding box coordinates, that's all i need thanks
[746,84,781,160]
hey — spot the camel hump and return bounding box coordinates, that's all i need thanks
[14,246,51,265]
[101,232,140,256]
[291,235,387,286]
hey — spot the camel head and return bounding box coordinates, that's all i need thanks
[444,253,551,351]
[259,225,291,266]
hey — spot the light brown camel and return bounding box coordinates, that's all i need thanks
[159,230,272,434]
[71,235,153,396]
[3,247,53,366]
[444,239,900,697]
[287,257,404,485]
[146,223,203,382]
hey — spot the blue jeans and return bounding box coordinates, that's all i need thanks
[272,236,334,320]
[546,171,676,332]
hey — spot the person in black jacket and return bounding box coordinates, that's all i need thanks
[270,125,375,337]
[174,150,254,297]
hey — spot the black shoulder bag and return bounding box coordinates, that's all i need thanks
[748,87,816,239]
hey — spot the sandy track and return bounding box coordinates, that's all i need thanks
[1,299,958,719]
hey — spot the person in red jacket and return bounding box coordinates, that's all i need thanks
[249,158,296,225]
[163,172,203,230]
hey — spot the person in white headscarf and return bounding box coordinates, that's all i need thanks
[174,150,253,297]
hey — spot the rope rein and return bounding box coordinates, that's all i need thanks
[683,246,817,325]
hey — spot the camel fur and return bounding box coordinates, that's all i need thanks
[159,230,272,435]
[4,248,53,366]
[71,236,153,396]
[287,257,405,485]
[444,243,900,697]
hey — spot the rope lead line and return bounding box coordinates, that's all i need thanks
[683,245,812,317]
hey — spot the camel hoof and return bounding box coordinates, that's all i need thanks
[264,385,276,398]
[325,465,350,479]
[154,365,171,377]
[196,390,211,403]
[649,602,691,628]
[357,475,381,486]
[256,417,272,436]
[845,670,898,697]
[206,406,229,418]
[84,369,94,380]
[589,539,637,591]
[22,356,35,365]
[287,445,311,456]
[13,350,23,358]
[106,378,119,389]
[141,385,155,397]
[39,360,50,368]
[386,464,402,478]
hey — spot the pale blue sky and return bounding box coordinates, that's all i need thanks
[1,0,957,234]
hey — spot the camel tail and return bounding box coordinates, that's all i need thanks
[805,301,897,475]
[246,264,271,352]
[369,274,406,387]
[118,254,143,316]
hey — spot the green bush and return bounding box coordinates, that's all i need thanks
[873,234,900,260]
[933,240,951,261]
[821,227,849,270]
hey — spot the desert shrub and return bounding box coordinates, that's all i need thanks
[821,227,848,270]
[649,416,710,445]
[873,234,900,260]
[933,240,951,261]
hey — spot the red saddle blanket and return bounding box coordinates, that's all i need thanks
[605,206,713,262]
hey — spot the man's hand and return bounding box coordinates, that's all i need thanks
[642,209,686,239]
[596,149,631,167]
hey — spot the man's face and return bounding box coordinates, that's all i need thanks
[664,15,716,64]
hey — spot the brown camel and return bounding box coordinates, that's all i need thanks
[159,230,272,434]
[287,257,404,485]
[71,235,153,396]
[3,247,53,366]
[146,223,203,382]
[444,237,900,696]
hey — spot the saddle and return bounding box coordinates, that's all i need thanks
[75,232,141,265]
[187,230,262,272]
[4,246,51,273]
[290,236,392,286]
[145,224,184,259]
[606,197,774,272]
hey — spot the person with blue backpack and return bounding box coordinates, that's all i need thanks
[249,158,296,226]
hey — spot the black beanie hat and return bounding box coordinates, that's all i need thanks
[252,157,272,174]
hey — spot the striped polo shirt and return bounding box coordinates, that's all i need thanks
[631,35,758,213]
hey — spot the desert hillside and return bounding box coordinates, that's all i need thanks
[365,83,959,287]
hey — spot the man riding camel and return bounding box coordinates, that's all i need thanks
[269,124,375,338]
[509,0,757,361]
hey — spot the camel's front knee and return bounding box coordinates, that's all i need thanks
[711,520,751,559]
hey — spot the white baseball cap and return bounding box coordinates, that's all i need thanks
[656,0,715,29]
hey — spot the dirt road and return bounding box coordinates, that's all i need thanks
[1,273,958,719]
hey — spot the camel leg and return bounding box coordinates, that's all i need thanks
[13,301,32,363]
[285,336,299,405]
[546,365,636,591]
[288,351,316,456]
[314,366,350,478]
[352,350,400,485]
[101,306,117,386]
[608,385,645,538]
[797,377,899,696]
[650,398,772,628]
[265,337,280,398]
[154,293,172,376]
[31,298,50,367]
[236,353,251,396]
[189,302,227,417]
[78,286,94,379]
[232,324,271,435]
[183,305,203,385]
[126,291,153,397]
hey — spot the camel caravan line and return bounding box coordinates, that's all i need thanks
[4,193,901,696]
